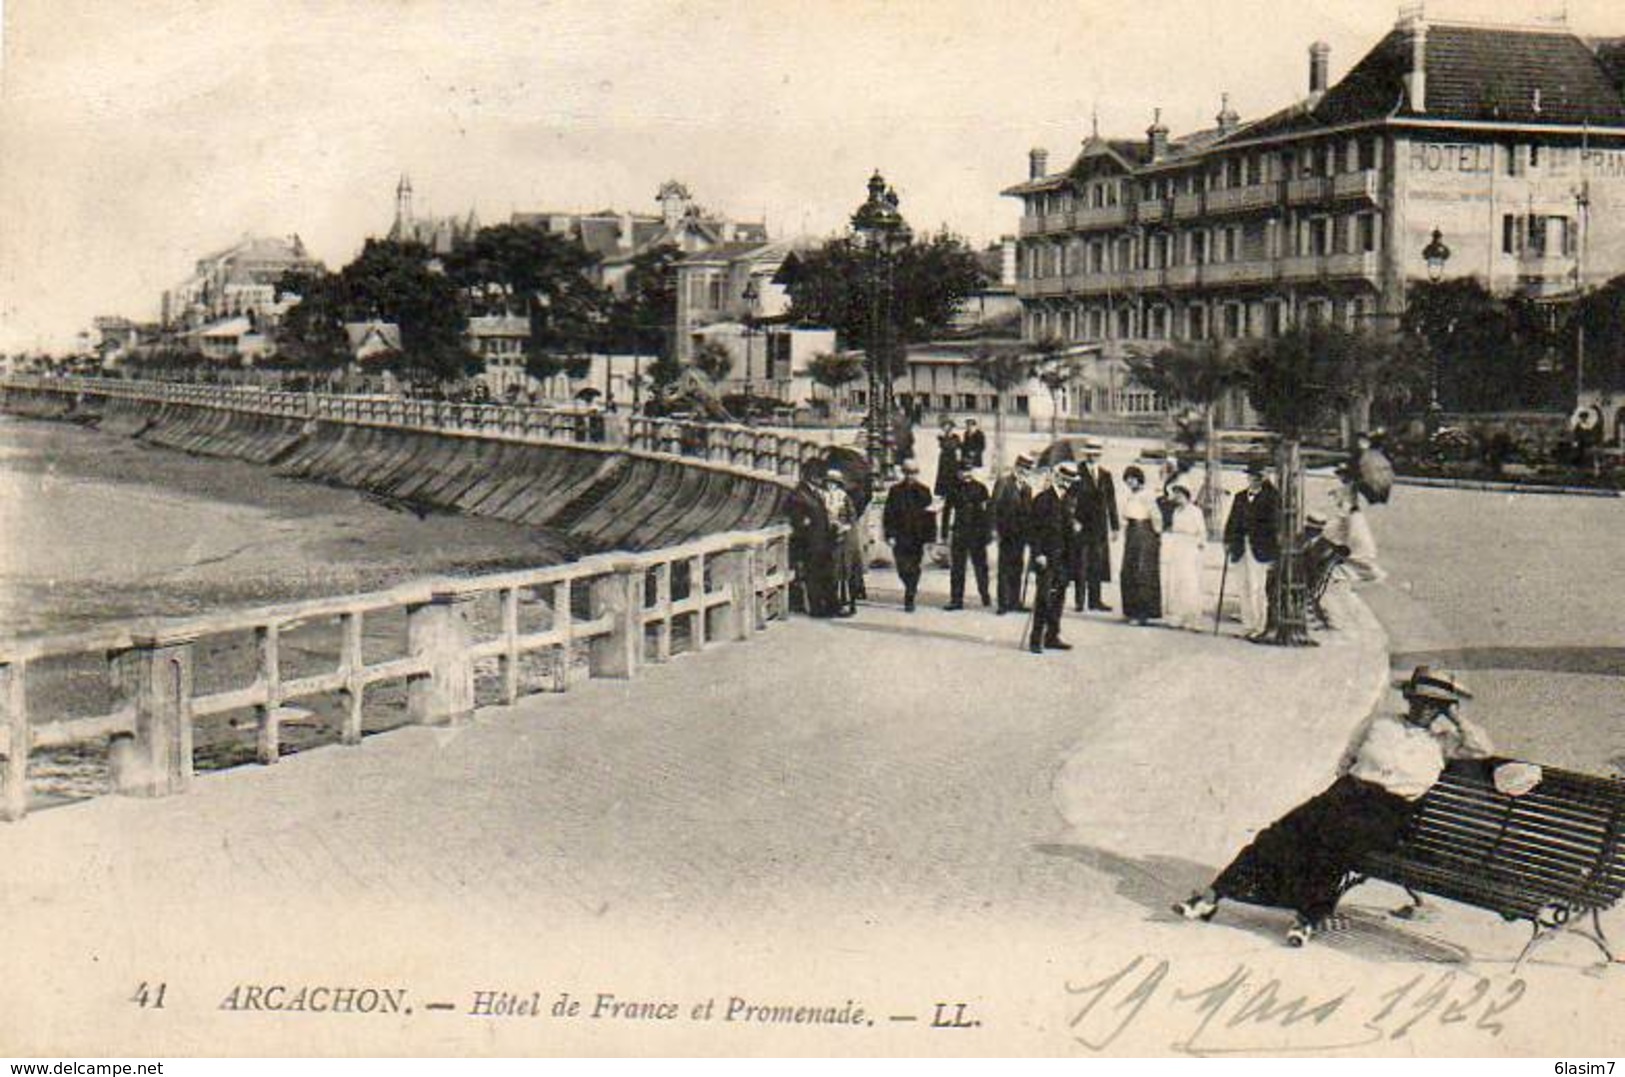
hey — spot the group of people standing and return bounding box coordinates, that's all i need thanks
[786,461,867,618]
[880,432,1225,654]
[794,425,1377,647]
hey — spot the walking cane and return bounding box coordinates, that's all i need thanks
[1213,551,1230,636]
[1019,563,1041,651]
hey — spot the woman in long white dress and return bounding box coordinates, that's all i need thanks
[1161,483,1208,630]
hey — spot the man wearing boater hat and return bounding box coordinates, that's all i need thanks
[1173,665,1494,947]
[1027,462,1077,653]
[991,453,1036,614]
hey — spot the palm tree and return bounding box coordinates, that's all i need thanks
[968,344,1033,471]
[805,351,864,418]
[1236,324,1359,646]
[1125,339,1244,539]
[1031,334,1075,438]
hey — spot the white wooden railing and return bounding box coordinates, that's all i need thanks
[0,527,792,820]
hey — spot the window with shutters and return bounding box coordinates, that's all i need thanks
[1528,215,1545,257]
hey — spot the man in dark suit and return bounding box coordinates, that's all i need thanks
[882,460,935,613]
[991,454,1035,614]
[945,468,994,610]
[1223,459,1280,638]
[960,418,987,470]
[1068,437,1120,612]
[934,418,962,542]
[1028,463,1077,653]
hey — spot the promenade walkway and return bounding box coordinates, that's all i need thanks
[4,566,1615,1057]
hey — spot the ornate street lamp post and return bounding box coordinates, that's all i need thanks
[740,278,759,421]
[1421,227,1452,417]
[850,171,912,492]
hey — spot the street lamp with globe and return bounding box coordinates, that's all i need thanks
[1421,228,1452,420]
[850,171,913,491]
[1422,227,1452,282]
[740,278,759,422]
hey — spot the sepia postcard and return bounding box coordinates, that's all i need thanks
[1,0,1623,1060]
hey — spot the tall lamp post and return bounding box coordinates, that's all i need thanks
[740,278,759,422]
[851,171,912,492]
[1421,227,1452,419]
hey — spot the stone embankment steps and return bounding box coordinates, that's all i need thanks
[1,388,795,552]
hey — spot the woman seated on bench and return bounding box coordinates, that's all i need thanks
[1173,665,1494,946]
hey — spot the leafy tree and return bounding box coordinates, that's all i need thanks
[645,355,684,393]
[444,223,610,370]
[1566,273,1625,394]
[1237,325,1363,646]
[609,243,682,360]
[1403,279,1549,412]
[784,231,984,377]
[338,239,478,382]
[1126,339,1245,537]
[128,346,207,379]
[273,269,351,377]
[1029,335,1075,438]
[804,351,864,415]
[691,341,734,386]
[967,345,1032,470]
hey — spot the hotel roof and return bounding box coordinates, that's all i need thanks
[1007,20,1625,194]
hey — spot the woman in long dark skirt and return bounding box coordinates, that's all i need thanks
[1174,666,1494,946]
[1118,466,1161,625]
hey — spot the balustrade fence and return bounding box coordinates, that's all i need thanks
[0,528,791,821]
[0,375,830,482]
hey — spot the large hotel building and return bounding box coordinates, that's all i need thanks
[1003,12,1625,419]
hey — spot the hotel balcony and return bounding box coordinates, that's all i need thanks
[1278,251,1380,285]
[1285,176,1330,204]
[1019,205,1132,236]
[1200,260,1280,287]
[1203,183,1283,216]
[1126,267,1167,289]
[1136,199,1170,225]
[1172,192,1205,220]
[1018,212,1073,237]
[1164,264,1200,288]
[1016,271,1131,298]
[1016,275,1070,298]
[1072,204,1132,230]
[1330,169,1381,203]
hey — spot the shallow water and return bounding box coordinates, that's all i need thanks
[0,416,578,638]
[0,415,584,804]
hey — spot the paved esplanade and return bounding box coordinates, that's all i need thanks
[1,566,1616,1055]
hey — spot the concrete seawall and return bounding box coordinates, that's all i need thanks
[1,388,793,551]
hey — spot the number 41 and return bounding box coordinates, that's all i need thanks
[130,982,167,1009]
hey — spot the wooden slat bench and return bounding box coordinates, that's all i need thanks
[1350,758,1625,966]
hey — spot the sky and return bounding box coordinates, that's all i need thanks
[0,0,1620,351]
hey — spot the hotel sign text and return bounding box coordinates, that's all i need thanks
[1410,143,1493,173]
[1581,150,1625,179]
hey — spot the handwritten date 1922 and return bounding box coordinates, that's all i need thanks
[1064,955,1525,1055]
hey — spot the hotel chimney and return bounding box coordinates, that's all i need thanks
[1216,92,1240,136]
[1147,109,1169,160]
[1309,41,1331,102]
[1399,12,1427,112]
[1029,147,1049,180]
